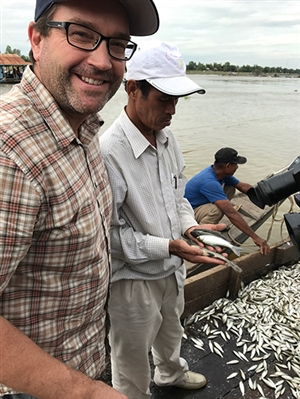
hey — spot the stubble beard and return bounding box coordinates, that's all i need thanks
[54,70,122,116]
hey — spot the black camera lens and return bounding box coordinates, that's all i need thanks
[247,156,300,209]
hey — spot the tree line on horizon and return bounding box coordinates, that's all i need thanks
[3,45,299,76]
[187,60,300,76]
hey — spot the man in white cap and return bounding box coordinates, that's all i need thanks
[100,41,228,399]
[0,0,159,398]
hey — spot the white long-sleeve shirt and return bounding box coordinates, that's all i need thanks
[100,109,197,290]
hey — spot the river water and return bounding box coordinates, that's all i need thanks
[1,75,300,246]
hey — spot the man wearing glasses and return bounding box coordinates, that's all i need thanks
[0,0,158,398]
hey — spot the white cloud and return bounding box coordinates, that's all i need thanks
[134,0,300,68]
[0,0,299,68]
[0,0,34,55]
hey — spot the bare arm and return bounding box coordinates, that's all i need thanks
[235,181,252,194]
[0,317,127,399]
[214,199,270,254]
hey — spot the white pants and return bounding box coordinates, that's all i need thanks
[108,275,188,399]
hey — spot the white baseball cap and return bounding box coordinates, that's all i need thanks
[125,41,205,96]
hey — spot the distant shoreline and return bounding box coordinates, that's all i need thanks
[186,70,300,78]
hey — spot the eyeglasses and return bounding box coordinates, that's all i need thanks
[47,21,137,61]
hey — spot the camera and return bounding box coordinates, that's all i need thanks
[247,156,300,253]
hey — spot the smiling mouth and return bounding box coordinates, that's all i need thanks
[81,75,105,86]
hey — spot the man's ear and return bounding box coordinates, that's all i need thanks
[28,22,43,62]
[126,80,139,98]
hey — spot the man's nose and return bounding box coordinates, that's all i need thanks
[166,98,178,114]
[86,40,113,70]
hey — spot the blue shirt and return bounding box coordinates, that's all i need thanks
[184,165,239,208]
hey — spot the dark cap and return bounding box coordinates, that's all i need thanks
[34,0,159,36]
[215,147,247,165]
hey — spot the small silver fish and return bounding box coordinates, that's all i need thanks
[201,248,243,274]
[197,234,243,256]
[227,372,238,379]
[239,381,245,396]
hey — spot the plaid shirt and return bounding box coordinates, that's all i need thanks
[0,66,112,395]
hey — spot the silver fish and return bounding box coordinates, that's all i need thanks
[201,248,243,274]
[227,372,238,379]
[197,234,243,256]
[227,360,239,365]
[239,381,245,396]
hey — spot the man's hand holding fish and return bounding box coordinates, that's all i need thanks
[185,223,228,249]
[169,223,229,265]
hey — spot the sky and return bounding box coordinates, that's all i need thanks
[0,0,299,69]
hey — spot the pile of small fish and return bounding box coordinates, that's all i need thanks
[184,262,300,398]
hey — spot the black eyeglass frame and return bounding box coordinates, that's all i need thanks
[46,21,137,61]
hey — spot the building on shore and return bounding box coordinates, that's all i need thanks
[0,54,31,83]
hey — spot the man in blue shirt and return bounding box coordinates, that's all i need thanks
[185,147,270,254]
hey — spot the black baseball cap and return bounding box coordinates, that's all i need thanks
[34,0,159,36]
[215,147,247,165]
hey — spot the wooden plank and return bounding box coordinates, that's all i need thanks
[274,240,300,265]
[234,244,277,281]
[184,265,230,302]
[184,263,242,318]
[183,265,231,318]
[235,239,299,284]
[183,285,227,319]
[227,265,243,300]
